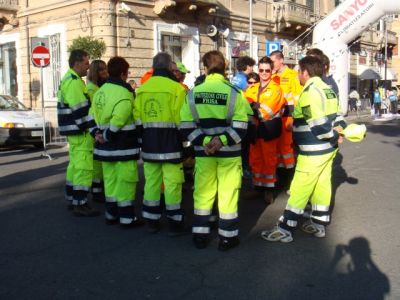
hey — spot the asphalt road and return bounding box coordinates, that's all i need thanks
[1,118,399,300]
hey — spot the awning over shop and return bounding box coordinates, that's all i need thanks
[358,65,380,80]
[358,65,398,81]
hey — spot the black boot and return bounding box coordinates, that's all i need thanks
[218,237,240,251]
[146,219,160,234]
[168,220,185,237]
[193,234,208,249]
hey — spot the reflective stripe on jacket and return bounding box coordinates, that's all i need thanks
[244,79,285,141]
[57,69,95,136]
[134,73,186,163]
[293,76,342,155]
[92,79,140,161]
[273,67,302,118]
[180,73,249,157]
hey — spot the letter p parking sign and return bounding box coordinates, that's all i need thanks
[266,41,281,56]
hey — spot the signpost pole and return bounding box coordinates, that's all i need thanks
[32,44,52,160]
[40,62,52,160]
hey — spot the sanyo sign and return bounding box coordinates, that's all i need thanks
[312,0,400,115]
[330,0,370,31]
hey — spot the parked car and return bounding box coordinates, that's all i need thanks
[0,95,49,148]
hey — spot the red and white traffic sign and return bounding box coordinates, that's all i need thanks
[31,45,50,67]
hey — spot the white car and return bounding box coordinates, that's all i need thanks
[0,95,49,148]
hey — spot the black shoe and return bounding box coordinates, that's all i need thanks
[67,203,73,211]
[146,220,160,234]
[193,235,208,249]
[105,218,119,225]
[120,218,145,229]
[218,237,240,251]
[168,222,185,237]
[73,204,100,217]
[92,194,105,203]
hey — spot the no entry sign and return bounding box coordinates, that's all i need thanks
[31,45,50,67]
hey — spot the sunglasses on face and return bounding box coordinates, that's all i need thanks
[259,69,272,73]
[248,80,256,84]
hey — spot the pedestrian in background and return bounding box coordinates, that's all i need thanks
[389,88,398,115]
[348,87,360,112]
[86,59,108,203]
[171,61,190,90]
[247,72,260,85]
[231,56,256,91]
[92,57,143,228]
[57,49,99,217]
[231,56,256,178]
[180,50,249,251]
[134,52,186,236]
[373,88,382,118]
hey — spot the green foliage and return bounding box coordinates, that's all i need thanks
[68,36,106,59]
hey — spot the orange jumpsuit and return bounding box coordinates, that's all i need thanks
[273,67,302,169]
[245,80,286,188]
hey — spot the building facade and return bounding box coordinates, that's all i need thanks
[0,0,398,114]
[0,0,336,109]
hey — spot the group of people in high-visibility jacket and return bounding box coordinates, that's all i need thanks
[58,47,346,250]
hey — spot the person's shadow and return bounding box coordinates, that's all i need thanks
[330,152,358,213]
[328,237,390,300]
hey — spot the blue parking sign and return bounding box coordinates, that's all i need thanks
[266,41,281,56]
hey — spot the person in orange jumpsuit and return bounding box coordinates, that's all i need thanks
[245,56,286,204]
[270,50,302,192]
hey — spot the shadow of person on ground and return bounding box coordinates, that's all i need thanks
[328,237,390,300]
[330,152,358,214]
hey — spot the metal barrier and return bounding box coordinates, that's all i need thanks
[34,106,67,147]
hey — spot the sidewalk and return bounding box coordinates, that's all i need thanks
[345,110,400,123]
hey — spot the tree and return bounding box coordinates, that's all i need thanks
[68,36,106,59]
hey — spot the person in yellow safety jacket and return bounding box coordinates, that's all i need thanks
[180,50,250,251]
[244,56,286,204]
[261,55,347,243]
[270,51,303,191]
[91,56,143,228]
[85,59,108,203]
[134,52,187,236]
[57,49,99,217]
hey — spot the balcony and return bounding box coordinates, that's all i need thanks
[154,0,223,15]
[272,0,313,27]
[0,0,18,11]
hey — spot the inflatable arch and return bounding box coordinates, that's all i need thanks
[312,0,400,114]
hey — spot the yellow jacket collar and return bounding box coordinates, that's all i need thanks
[303,76,323,90]
[205,73,226,81]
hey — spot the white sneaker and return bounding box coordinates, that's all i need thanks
[261,226,293,243]
[301,220,325,238]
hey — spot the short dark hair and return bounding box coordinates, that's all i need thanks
[153,52,172,70]
[298,56,324,78]
[247,72,260,83]
[236,56,255,72]
[306,48,324,57]
[107,56,129,78]
[270,50,284,59]
[202,51,226,75]
[321,54,330,71]
[258,56,274,70]
[68,49,89,68]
